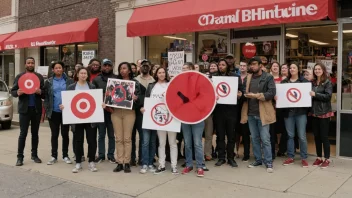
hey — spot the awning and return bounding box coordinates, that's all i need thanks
[127,0,336,37]
[4,18,99,49]
[0,32,15,51]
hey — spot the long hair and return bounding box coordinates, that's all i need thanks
[117,62,133,80]
[76,67,90,82]
[313,63,328,85]
[270,62,281,76]
[153,67,169,82]
[217,58,231,76]
[287,62,299,80]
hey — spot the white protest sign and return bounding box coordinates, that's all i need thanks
[62,89,104,124]
[307,62,316,70]
[320,60,333,74]
[275,83,312,108]
[36,66,49,78]
[168,51,184,77]
[82,50,95,67]
[142,98,181,132]
[212,76,238,105]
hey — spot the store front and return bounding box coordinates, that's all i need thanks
[0,32,16,86]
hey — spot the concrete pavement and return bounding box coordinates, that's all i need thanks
[0,126,351,198]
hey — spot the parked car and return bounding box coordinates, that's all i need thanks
[0,80,13,129]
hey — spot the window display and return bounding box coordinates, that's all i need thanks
[197,31,228,63]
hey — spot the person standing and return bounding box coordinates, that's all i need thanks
[89,59,101,82]
[310,63,333,168]
[93,59,117,164]
[12,57,45,166]
[241,56,276,173]
[44,61,74,165]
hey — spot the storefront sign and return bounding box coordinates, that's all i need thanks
[242,43,256,58]
[30,41,56,47]
[168,51,184,76]
[82,50,95,67]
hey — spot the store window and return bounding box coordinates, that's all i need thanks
[341,23,352,110]
[198,30,229,63]
[148,33,194,68]
[44,47,59,66]
[61,45,75,71]
[77,43,98,65]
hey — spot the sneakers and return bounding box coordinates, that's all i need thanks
[283,158,294,166]
[16,158,23,166]
[248,161,263,168]
[302,159,309,168]
[47,157,57,165]
[88,162,98,172]
[63,157,72,164]
[171,167,179,175]
[140,165,148,174]
[313,158,323,167]
[182,167,193,174]
[321,159,330,169]
[154,166,166,175]
[72,163,82,173]
[94,157,105,163]
[108,157,116,164]
[31,156,42,163]
[196,168,204,177]
[148,165,157,173]
[266,164,274,173]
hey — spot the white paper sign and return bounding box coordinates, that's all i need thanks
[320,60,333,74]
[212,76,238,105]
[142,98,181,132]
[82,50,95,67]
[307,62,316,70]
[62,89,104,124]
[168,51,184,77]
[36,66,49,78]
[276,83,312,108]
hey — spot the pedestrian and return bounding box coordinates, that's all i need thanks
[93,59,117,164]
[12,57,45,166]
[241,56,276,173]
[89,58,101,82]
[131,63,139,78]
[310,63,333,168]
[44,61,74,165]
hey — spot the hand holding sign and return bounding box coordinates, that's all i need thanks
[18,73,40,94]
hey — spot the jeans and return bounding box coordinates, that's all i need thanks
[157,131,178,168]
[248,116,272,165]
[18,107,41,159]
[74,124,97,163]
[142,129,157,166]
[97,110,115,159]
[182,122,205,169]
[284,114,308,160]
[312,117,330,159]
[48,111,69,159]
[204,115,213,158]
[131,113,143,162]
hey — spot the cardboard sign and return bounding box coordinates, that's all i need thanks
[62,89,104,124]
[142,98,181,132]
[168,51,184,76]
[212,76,239,105]
[105,78,135,110]
[275,83,312,108]
[82,50,95,67]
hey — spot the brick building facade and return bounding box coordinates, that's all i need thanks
[0,0,12,18]
[18,0,115,61]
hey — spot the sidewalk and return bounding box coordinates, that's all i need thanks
[0,126,351,198]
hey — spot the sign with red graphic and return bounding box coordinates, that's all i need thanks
[105,78,135,110]
[212,76,238,105]
[242,43,257,58]
[202,54,209,62]
[62,89,104,124]
[142,98,181,132]
[216,82,231,98]
[18,73,40,94]
[276,83,312,108]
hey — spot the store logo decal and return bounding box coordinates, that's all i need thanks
[198,3,318,26]
[30,40,56,47]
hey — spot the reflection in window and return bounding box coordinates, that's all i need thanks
[61,45,75,71]
[342,23,352,110]
[198,31,228,63]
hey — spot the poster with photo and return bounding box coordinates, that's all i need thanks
[105,78,135,110]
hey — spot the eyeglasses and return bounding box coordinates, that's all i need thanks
[91,64,100,67]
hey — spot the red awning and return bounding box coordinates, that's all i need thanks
[4,18,98,49]
[0,32,15,51]
[127,0,336,37]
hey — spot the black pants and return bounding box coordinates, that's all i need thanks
[215,115,236,160]
[312,117,330,159]
[131,113,143,163]
[74,124,97,163]
[18,107,41,159]
[48,111,70,159]
[269,123,277,159]
[241,123,250,158]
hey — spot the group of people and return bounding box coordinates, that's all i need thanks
[11,54,333,177]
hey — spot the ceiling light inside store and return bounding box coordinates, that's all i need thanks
[332,30,352,33]
[163,36,187,40]
[333,38,338,40]
[286,33,329,45]
[286,33,298,38]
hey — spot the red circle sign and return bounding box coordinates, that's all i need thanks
[202,54,209,62]
[216,82,231,98]
[286,88,302,103]
[242,43,257,58]
[165,71,216,124]
[151,103,173,126]
[18,73,40,94]
[71,92,96,119]
[111,85,127,103]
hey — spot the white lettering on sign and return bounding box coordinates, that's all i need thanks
[167,51,184,76]
[5,45,14,49]
[30,41,56,47]
[198,3,318,26]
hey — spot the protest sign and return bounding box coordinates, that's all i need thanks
[276,83,312,108]
[168,51,184,76]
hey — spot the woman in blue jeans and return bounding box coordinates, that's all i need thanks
[278,62,310,168]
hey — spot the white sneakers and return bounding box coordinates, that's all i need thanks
[63,157,72,164]
[72,162,98,173]
[47,157,57,165]
[140,165,148,174]
[72,163,82,173]
[88,162,98,172]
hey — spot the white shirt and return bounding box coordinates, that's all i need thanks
[150,82,168,100]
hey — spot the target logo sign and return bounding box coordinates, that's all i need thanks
[216,82,231,97]
[71,92,96,119]
[18,73,40,94]
[286,88,301,103]
[111,85,126,103]
[151,103,173,126]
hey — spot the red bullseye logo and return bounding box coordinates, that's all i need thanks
[18,73,40,94]
[71,92,96,119]
[111,85,126,103]
[151,103,173,126]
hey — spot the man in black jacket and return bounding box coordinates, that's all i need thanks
[93,59,117,164]
[11,57,45,166]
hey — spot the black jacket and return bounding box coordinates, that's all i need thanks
[310,79,332,116]
[281,76,310,117]
[92,73,118,96]
[43,73,74,119]
[11,72,45,114]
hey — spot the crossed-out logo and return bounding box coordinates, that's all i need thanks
[198,3,318,26]
[30,40,56,47]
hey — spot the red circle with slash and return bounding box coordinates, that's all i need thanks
[151,103,173,126]
[111,85,127,103]
[286,88,301,103]
[216,82,231,98]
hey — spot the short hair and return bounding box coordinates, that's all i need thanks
[25,57,35,64]
[51,61,65,69]
[89,58,101,65]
